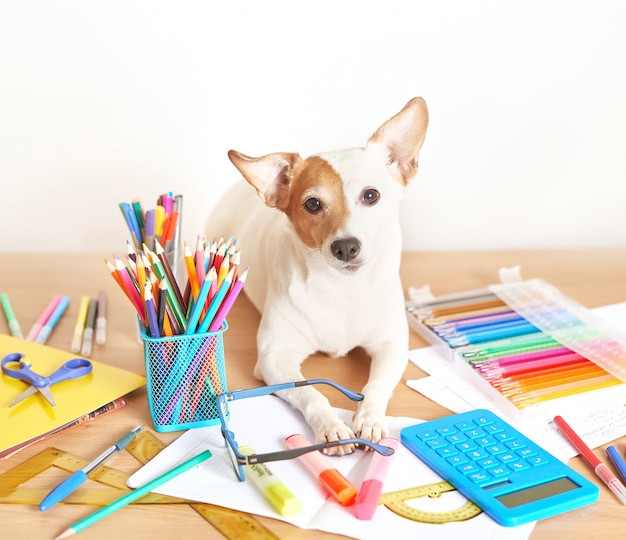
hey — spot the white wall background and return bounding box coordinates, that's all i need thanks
[1,0,625,254]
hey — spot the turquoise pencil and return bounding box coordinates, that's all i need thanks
[55,450,212,539]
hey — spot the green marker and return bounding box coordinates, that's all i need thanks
[0,293,23,339]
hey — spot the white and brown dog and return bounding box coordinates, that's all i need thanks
[207,97,428,454]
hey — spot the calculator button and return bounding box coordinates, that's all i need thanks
[497,452,517,463]
[447,454,469,466]
[527,455,550,467]
[476,436,496,447]
[478,457,498,469]
[508,461,530,472]
[493,432,515,442]
[506,440,525,451]
[455,421,474,431]
[486,444,507,455]
[465,428,486,439]
[436,426,456,436]
[446,434,467,444]
[414,429,438,441]
[436,446,458,457]
[468,471,490,483]
[473,415,494,427]
[456,441,478,452]
[467,449,490,461]
[482,424,504,435]
[490,466,509,477]
[517,448,537,459]
[425,438,448,449]
[458,462,481,475]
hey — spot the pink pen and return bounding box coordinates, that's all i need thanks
[285,434,357,506]
[353,437,398,520]
[26,295,63,341]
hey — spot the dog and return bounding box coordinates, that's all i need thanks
[207,97,428,454]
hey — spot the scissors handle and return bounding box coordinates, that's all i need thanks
[1,353,48,387]
[48,358,93,385]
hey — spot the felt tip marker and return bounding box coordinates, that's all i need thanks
[285,434,357,506]
[606,445,626,485]
[353,437,399,520]
[238,445,301,516]
[554,415,626,505]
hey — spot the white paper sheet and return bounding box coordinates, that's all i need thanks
[128,395,534,540]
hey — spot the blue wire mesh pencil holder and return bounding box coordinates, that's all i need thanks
[141,322,228,432]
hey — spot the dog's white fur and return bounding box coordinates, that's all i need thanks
[207,98,428,454]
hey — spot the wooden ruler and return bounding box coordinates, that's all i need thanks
[0,430,279,539]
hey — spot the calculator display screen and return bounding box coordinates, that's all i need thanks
[495,477,580,508]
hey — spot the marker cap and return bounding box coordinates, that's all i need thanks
[265,484,303,516]
[353,479,382,519]
[319,469,357,506]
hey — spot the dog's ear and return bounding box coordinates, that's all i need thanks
[368,97,429,186]
[228,150,303,210]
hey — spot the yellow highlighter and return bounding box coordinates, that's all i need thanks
[238,445,302,516]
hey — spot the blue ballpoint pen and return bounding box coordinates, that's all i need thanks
[607,445,626,485]
[39,425,144,511]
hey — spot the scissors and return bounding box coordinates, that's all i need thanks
[2,353,93,408]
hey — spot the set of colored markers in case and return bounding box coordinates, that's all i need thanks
[406,272,626,418]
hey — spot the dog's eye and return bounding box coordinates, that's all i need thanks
[362,189,380,206]
[304,197,322,214]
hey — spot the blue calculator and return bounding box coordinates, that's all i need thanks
[400,409,599,526]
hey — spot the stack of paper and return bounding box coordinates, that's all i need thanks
[0,334,145,458]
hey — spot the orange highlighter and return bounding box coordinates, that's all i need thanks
[285,434,357,505]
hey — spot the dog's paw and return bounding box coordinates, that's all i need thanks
[316,420,358,456]
[352,410,388,446]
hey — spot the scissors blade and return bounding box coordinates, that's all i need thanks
[39,385,56,407]
[8,383,56,408]
[8,385,38,407]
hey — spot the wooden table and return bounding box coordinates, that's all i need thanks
[1,249,625,539]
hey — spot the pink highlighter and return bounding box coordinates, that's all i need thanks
[285,434,357,506]
[353,437,399,520]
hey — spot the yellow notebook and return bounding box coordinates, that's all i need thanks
[0,335,145,456]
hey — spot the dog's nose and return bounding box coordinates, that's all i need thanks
[331,238,361,262]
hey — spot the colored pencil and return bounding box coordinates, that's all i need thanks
[149,250,186,330]
[197,268,234,334]
[209,268,248,332]
[155,239,187,313]
[195,234,206,284]
[185,268,216,334]
[144,281,160,338]
[183,242,200,300]
[157,279,167,336]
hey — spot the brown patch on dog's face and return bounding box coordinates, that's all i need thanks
[283,156,349,249]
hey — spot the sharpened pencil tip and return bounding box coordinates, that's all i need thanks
[55,528,75,539]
